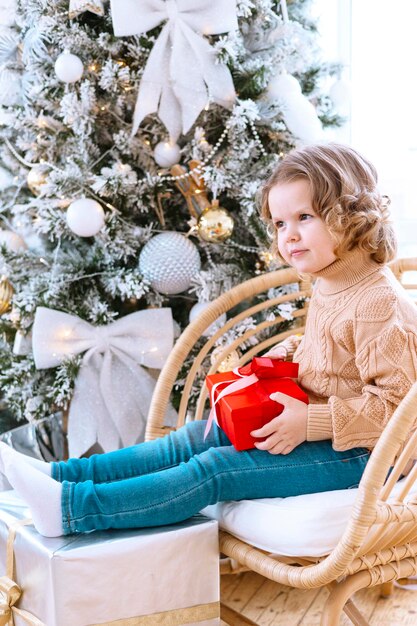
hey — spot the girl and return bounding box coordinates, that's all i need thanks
[2,142,417,537]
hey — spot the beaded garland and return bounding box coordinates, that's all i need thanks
[150,119,268,185]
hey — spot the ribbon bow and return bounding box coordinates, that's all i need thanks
[0,520,44,626]
[0,576,44,626]
[0,576,21,625]
[204,357,299,438]
[237,357,298,379]
[110,0,238,139]
[32,307,176,457]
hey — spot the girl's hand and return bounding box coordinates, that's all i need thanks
[262,345,287,360]
[250,392,308,455]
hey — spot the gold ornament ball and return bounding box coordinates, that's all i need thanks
[0,276,13,314]
[211,347,241,373]
[259,250,274,267]
[197,200,234,243]
[27,165,49,195]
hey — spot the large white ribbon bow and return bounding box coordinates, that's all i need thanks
[110,0,238,139]
[32,307,176,457]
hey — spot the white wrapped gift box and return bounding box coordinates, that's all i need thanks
[0,490,220,626]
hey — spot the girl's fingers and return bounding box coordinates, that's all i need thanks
[253,430,287,452]
[270,392,305,409]
[251,418,280,438]
[263,347,286,360]
[280,445,294,455]
[269,391,287,405]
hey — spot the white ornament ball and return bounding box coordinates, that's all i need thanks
[55,52,84,83]
[153,141,181,168]
[0,230,27,252]
[283,93,323,144]
[66,198,105,237]
[189,301,227,337]
[267,73,302,103]
[139,232,201,295]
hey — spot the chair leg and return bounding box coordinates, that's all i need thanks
[322,575,371,626]
[379,581,394,597]
[342,598,370,626]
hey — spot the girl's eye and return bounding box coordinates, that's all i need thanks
[275,220,284,229]
[300,213,312,221]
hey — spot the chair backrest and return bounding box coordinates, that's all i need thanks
[147,257,417,436]
[146,266,313,440]
[146,256,417,584]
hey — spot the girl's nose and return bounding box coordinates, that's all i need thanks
[286,227,300,242]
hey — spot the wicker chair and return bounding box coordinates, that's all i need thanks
[145,257,417,626]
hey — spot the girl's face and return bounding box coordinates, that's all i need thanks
[268,179,338,274]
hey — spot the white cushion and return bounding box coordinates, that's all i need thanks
[201,477,417,557]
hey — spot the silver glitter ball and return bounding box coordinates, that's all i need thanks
[139,232,201,295]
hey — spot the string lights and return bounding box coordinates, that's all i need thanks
[7,113,268,193]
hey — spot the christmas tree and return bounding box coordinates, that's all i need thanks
[0,0,341,455]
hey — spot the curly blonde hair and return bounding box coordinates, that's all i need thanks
[260,142,397,264]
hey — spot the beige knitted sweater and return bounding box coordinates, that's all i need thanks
[281,249,417,451]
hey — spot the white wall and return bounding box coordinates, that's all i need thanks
[313,0,417,258]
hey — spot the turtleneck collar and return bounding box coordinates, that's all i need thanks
[310,249,382,295]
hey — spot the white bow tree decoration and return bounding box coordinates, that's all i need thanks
[32,307,177,457]
[110,0,238,140]
[69,0,104,19]
[280,0,289,22]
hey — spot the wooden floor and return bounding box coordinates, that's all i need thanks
[220,571,417,625]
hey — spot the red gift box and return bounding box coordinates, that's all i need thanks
[205,357,309,451]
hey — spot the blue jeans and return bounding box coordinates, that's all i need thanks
[51,421,370,534]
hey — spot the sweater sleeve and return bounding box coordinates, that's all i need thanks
[307,320,417,451]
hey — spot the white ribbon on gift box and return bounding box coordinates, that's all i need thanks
[32,307,176,457]
[110,0,238,139]
[204,369,259,439]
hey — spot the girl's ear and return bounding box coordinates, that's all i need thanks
[266,222,276,239]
